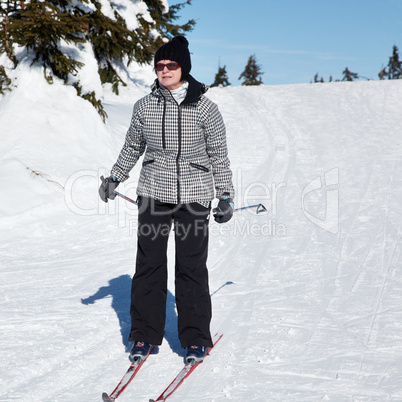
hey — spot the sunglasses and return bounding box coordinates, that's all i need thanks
[154,62,181,72]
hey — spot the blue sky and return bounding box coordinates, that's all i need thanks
[172,0,402,86]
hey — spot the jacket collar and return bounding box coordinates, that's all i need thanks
[152,75,208,105]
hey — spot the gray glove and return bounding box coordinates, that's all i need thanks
[99,175,119,203]
[213,196,234,223]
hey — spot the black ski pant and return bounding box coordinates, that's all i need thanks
[129,196,213,348]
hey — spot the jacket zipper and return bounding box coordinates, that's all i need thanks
[176,105,182,204]
[162,98,167,149]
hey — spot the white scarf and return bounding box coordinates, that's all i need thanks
[160,81,189,104]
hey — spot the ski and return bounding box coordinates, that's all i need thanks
[102,346,155,402]
[149,333,223,402]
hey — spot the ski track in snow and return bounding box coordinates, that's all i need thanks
[1,79,402,401]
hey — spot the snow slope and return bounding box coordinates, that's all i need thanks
[1,63,402,401]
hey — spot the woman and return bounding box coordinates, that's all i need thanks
[99,36,234,363]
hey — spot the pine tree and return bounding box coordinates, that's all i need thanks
[8,0,86,82]
[0,0,19,66]
[342,67,359,81]
[0,0,195,120]
[379,45,402,80]
[211,65,230,87]
[143,0,195,40]
[238,55,263,86]
[86,6,153,95]
[312,73,324,83]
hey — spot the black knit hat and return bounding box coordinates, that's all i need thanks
[154,36,191,79]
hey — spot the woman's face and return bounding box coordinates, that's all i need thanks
[155,60,183,90]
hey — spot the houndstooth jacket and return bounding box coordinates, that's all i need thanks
[111,75,234,205]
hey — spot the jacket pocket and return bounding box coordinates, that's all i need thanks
[190,162,210,172]
[142,159,155,166]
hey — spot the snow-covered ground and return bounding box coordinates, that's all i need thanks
[1,60,402,401]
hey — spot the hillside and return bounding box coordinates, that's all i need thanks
[1,65,402,401]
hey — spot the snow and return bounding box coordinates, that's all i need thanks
[1,56,402,401]
[159,0,170,14]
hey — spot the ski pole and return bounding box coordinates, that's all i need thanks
[213,203,267,216]
[114,190,267,215]
[234,203,267,214]
[114,190,138,205]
